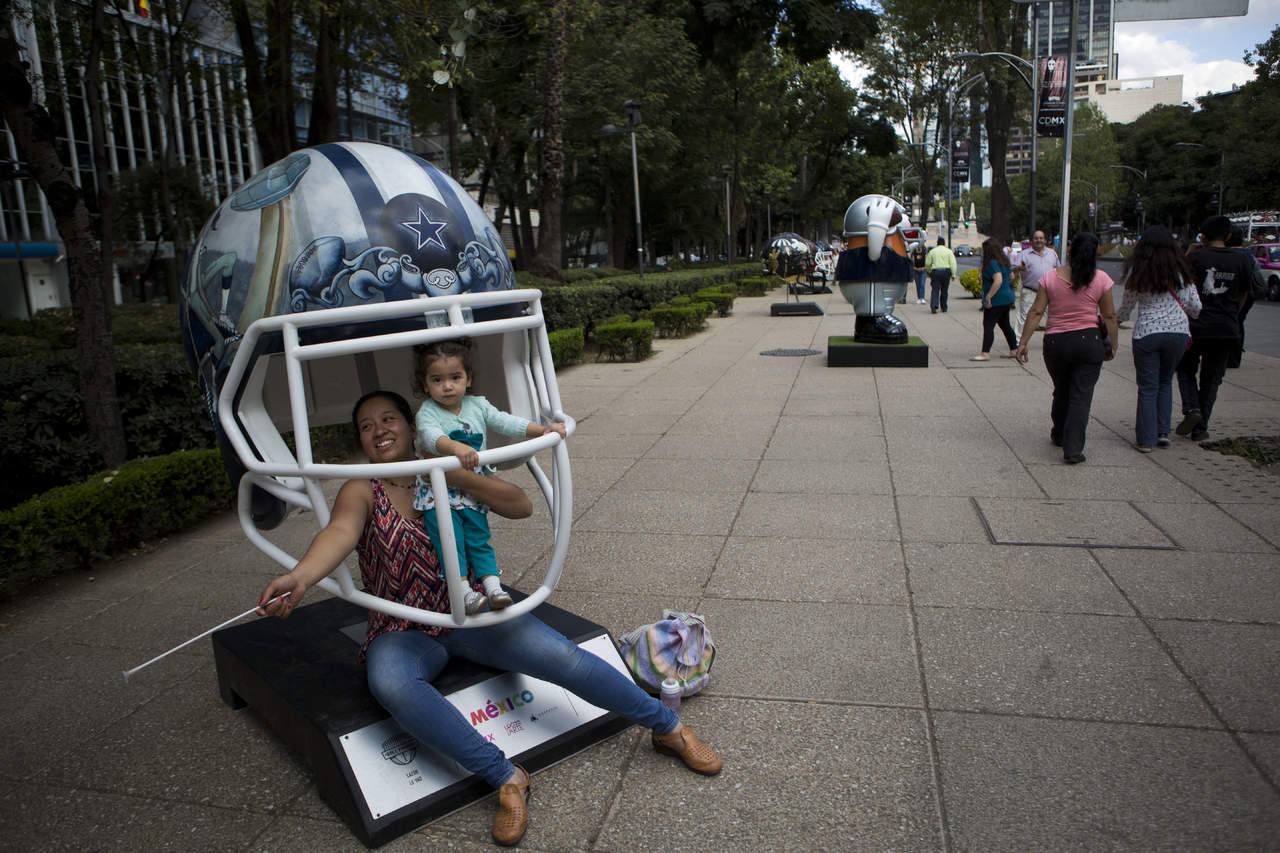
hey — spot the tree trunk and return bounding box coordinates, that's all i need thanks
[230,0,295,164]
[0,0,127,466]
[529,0,565,280]
[305,5,340,146]
[447,85,462,180]
[976,0,1026,244]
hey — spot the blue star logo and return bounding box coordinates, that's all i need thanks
[401,206,448,251]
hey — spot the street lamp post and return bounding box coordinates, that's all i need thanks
[602,101,645,277]
[1174,142,1226,215]
[721,165,731,263]
[1108,164,1147,232]
[764,189,772,238]
[958,50,1037,238]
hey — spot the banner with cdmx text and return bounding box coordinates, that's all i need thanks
[1037,56,1069,138]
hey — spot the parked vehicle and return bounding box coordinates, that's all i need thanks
[954,244,974,256]
[1251,242,1280,301]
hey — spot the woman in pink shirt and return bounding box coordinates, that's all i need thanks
[1014,232,1119,464]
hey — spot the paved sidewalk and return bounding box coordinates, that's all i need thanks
[2,283,1279,851]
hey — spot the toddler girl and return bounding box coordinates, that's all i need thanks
[412,339,566,614]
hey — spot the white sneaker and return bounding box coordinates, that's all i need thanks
[488,587,514,610]
[464,589,488,615]
[916,298,926,304]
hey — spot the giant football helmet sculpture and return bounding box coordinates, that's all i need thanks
[763,232,816,282]
[835,194,921,344]
[181,142,572,628]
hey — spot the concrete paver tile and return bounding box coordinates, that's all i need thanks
[751,458,893,495]
[647,429,773,460]
[1025,461,1205,501]
[553,530,722,596]
[933,713,1280,852]
[891,462,1044,498]
[697,600,921,705]
[545,589,704,642]
[1097,550,1280,622]
[976,497,1174,548]
[733,492,899,540]
[1133,500,1277,552]
[1216,501,1280,548]
[917,608,1216,725]
[905,543,1131,614]
[574,490,742,536]
[1240,732,1280,789]
[0,781,279,851]
[612,458,758,493]
[595,701,943,852]
[41,674,314,809]
[709,536,907,604]
[897,496,990,543]
[1150,620,1280,731]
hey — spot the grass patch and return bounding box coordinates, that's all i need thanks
[1201,435,1280,470]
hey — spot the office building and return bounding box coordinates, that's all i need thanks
[0,0,412,319]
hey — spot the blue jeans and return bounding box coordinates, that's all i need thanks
[1132,332,1188,446]
[914,269,927,300]
[366,616,679,788]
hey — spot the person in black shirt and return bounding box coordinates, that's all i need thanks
[1176,216,1252,440]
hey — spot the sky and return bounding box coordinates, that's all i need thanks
[1116,0,1280,99]
[833,0,1280,103]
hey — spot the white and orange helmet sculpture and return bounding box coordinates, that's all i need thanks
[835,194,922,344]
[180,142,572,628]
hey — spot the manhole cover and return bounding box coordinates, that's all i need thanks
[760,348,821,357]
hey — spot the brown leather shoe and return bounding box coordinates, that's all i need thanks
[652,725,723,775]
[492,764,530,846]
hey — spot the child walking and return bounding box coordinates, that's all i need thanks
[412,339,567,614]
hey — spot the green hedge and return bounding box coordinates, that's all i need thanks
[0,343,214,509]
[533,283,621,334]
[0,302,182,349]
[694,289,734,317]
[735,277,775,297]
[959,269,982,297]
[594,320,654,362]
[547,327,585,368]
[644,304,709,337]
[0,448,234,598]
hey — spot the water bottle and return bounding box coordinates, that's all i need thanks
[660,677,682,713]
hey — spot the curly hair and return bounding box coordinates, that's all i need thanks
[1065,232,1099,292]
[1121,225,1195,295]
[412,337,474,400]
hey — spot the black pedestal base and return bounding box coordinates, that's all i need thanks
[212,594,631,848]
[771,301,823,316]
[827,335,929,367]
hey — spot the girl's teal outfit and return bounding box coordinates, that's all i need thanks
[980,259,1019,354]
[414,395,530,583]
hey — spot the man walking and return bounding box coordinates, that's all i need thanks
[925,236,957,314]
[1014,230,1058,334]
[1177,215,1252,441]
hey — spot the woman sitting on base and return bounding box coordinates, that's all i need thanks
[257,390,721,847]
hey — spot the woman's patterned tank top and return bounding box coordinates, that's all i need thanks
[357,479,450,660]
